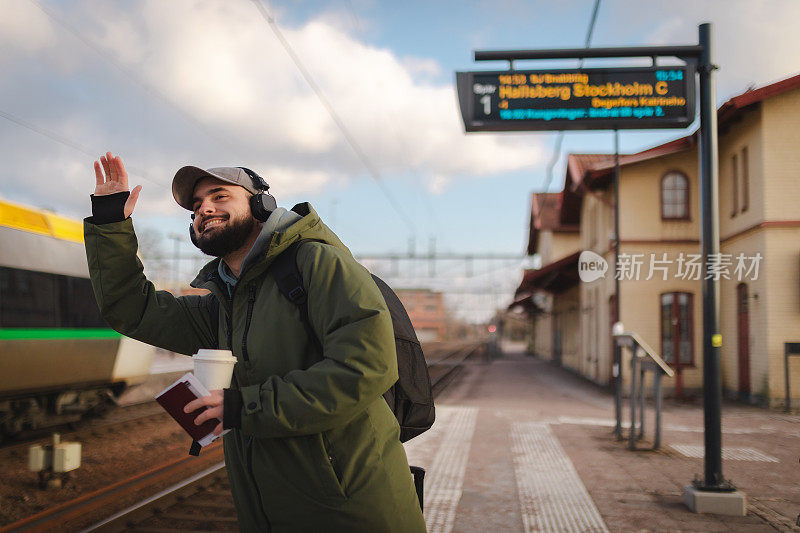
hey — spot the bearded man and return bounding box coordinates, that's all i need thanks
[84,152,426,532]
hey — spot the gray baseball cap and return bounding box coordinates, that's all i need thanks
[172,166,260,210]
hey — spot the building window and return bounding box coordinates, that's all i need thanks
[660,292,694,366]
[661,171,689,220]
[741,146,749,212]
[731,153,739,217]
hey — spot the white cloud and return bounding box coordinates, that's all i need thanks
[81,1,544,190]
[427,174,451,195]
[2,0,799,226]
[0,0,56,58]
[615,1,800,100]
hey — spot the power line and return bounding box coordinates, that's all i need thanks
[539,0,601,197]
[249,0,416,236]
[0,108,164,188]
[27,0,247,161]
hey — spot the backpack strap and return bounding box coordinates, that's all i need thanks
[208,293,220,348]
[272,239,323,355]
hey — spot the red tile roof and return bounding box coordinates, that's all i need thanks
[718,72,800,123]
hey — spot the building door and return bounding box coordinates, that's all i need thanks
[661,292,694,399]
[737,283,751,400]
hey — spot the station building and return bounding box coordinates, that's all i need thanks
[514,72,800,407]
[395,288,448,342]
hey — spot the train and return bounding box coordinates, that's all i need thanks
[0,198,157,438]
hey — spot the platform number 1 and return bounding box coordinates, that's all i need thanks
[480,95,491,115]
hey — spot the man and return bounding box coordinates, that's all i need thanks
[85,152,426,532]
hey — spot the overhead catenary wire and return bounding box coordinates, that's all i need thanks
[539,0,601,198]
[249,0,417,236]
[0,108,164,188]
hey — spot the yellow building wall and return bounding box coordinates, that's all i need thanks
[580,190,613,253]
[531,303,553,361]
[618,152,699,242]
[553,285,581,373]
[551,232,581,263]
[762,87,800,220]
[538,230,580,266]
[614,243,703,394]
[762,227,800,406]
[759,85,800,407]
[541,83,800,407]
[719,107,765,236]
[578,189,615,385]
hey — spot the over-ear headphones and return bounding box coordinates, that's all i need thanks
[238,167,277,222]
[189,213,198,246]
[188,167,277,246]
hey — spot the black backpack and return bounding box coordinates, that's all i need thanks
[273,239,435,443]
[210,239,435,443]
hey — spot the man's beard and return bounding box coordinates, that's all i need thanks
[194,214,257,257]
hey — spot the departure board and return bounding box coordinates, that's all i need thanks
[456,67,695,131]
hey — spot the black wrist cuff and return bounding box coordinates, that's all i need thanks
[223,388,243,430]
[89,191,129,224]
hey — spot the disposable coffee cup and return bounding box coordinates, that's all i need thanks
[192,349,237,391]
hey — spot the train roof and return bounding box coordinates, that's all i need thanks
[0,198,84,244]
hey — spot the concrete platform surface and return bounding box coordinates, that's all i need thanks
[403,342,800,532]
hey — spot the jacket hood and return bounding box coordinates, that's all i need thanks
[191,202,351,289]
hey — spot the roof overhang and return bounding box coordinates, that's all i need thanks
[516,251,581,295]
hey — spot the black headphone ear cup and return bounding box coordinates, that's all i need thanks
[249,193,276,222]
[189,223,198,247]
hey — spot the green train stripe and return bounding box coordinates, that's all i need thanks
[0,328,122,340]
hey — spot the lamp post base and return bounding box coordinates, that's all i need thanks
[683,485,747,516]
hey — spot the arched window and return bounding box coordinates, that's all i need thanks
[661,171,689,220]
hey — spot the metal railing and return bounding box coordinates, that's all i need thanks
[613,331,675,450]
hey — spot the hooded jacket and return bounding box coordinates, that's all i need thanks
[84,203,426,532]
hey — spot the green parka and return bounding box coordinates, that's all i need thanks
[84,203,426,532]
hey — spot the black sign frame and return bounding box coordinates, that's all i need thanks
[456,66,696,132]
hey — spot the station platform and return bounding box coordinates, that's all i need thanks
[404,342,799,532]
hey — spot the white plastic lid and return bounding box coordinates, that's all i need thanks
[193,349,237,363]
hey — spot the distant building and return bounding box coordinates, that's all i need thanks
[395,289,447,342]
[513,72,800,408]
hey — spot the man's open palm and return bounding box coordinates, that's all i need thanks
[93,151,141,218]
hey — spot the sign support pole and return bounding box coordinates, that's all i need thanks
[466,26,746,512]
[695,22,732,493]
[613,129,623,438]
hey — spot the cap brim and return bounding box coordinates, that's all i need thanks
[172,166,220,210]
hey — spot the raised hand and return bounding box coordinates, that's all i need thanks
[93,151,141,218]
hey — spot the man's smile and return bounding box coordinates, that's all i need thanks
[200,216,228,233]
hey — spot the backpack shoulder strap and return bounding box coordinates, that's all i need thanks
[208,293,220,348]
[272,239,323,355]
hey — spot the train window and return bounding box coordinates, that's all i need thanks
[0,267,58,327]
[0,267,107,328]
[61,277,107,327]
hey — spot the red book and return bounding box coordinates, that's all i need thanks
[156,372,226,447]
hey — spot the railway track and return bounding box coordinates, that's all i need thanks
[428,341,486,393]
[3,340,487,532]
[0,402,168,457]
[0,442,225,532]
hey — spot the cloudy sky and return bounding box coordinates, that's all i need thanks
[2,0,799,319]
